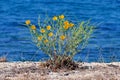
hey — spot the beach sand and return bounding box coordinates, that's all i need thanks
[0,62,120,80]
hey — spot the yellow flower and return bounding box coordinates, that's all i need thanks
[69,23,74,27]
[25,20,31,25]
[37,36,43,41]
[60,35,66,40]
[63,25,69,30]
[40,29,45,33]
[59,15,64,19]
[31,25,36,30]
[52,16,58,21]
[64,21,69,26]
[46,25,51,30]
[44,39,49,43]
[48,32,53,37]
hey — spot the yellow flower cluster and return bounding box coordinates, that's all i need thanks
[60,35,66,40]
[38,36,43,41]
[52,16,58,21]
[31,25,36,30]
[52,15,74,30]
[69,23,74,27]
[52,14,65,21]
[40,29,45,33]
[63,21,74,30]
[63,25,69,30]
[48,32,53,37]
[44,39,49,43]
[64,21,69,25]
[25,20,31,25]
[59,15,64,19]
[46,25,51,30]
[25,14,74,45]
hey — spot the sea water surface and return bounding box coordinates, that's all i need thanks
[0,0,120,62]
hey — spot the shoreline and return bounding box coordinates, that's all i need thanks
[0,62,120,80]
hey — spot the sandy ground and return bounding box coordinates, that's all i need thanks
[0,62,120,80]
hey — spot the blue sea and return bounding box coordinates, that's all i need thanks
[0,0,120,62]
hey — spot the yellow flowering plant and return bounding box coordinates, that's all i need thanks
[23,14,94,70]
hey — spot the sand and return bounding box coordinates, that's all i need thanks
[0,62,120,80]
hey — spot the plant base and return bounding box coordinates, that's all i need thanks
[42,55,78,71]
